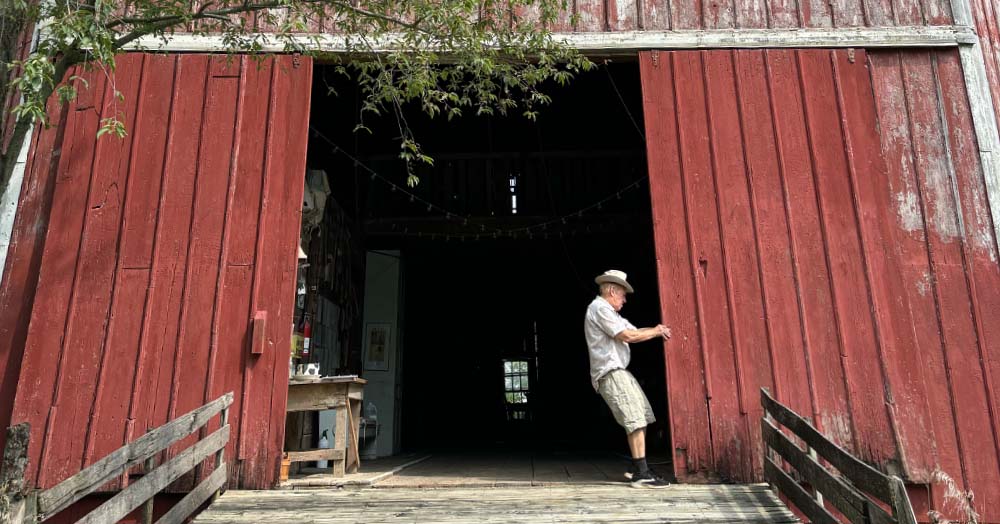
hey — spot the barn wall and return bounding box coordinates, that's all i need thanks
[280,0,956,33]
[970,0,1000,130]
[0,98,68,452]
[1,53,312,491]
[641,48,1000,518]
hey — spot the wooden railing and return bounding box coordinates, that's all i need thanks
[761,388,918,524]
[0,392,233,524]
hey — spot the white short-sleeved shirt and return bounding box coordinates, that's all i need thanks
[585,296,637,391]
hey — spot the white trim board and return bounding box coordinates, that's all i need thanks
[125,25,975,54]
[949,0,1000,263]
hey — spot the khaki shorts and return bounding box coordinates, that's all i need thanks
[598,369,656,434]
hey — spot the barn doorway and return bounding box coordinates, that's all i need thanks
[296,60,669,483]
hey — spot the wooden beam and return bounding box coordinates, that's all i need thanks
[124,26,974,55]
[762,419,894,524]
[154,464,227,524]
[286,448,346,463]
[761,389,894,502]
[764,459,840,524]
[37,393,233,519]
[1,423,34,524]
[889,476,920,524]
[75,425,230,524]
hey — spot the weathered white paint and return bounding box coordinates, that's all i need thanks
[0,22,39,286]
[950,0,1000,263]
[124,25,976,54]
[895,190,923,232]
[0,124,33,285]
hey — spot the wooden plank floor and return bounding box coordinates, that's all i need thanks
[195,484,798,523]
[377,452,632,487]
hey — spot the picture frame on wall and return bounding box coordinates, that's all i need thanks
[364,322,391,371]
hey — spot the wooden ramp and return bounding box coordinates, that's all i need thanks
[194,484,798,523]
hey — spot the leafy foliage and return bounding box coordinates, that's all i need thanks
[3,0,592,186]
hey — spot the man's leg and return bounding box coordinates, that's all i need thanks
[627,427,649,477]
[626,428,646,458]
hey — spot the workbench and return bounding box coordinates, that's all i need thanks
[285,376,367,477]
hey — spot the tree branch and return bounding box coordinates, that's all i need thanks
[110,0,430,48]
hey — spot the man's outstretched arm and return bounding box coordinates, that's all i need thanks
[615,325,671,344]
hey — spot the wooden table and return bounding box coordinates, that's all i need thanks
[285,376,367,477]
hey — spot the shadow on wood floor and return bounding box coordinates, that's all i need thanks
[199,452,797,523]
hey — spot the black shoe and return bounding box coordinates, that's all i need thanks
[629,470,670,489]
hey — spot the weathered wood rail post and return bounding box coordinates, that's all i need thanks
[761,388,918,524]
[1,423,35,524]
[0,392,232,524]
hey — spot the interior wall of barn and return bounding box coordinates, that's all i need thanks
[0,53,313,492]
[305,61,671,457]
[640,47,1000,519]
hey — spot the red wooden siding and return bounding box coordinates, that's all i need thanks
[971,0,1000,132]
[641,48,1000,518]
[285,0,954,32]
[0,98,69,448]
[2,53,312,490]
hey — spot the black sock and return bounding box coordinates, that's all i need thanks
[632,457,649,474]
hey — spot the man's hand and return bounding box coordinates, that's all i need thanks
[656,325,671,340]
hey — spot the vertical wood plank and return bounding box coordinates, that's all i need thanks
[863,0,896,26]
[262,55,313,488]
[902,50,1000,514]
[800,0,833,27]
[13,69,108,488]
[769,0,803,27]
[735,0,768,27]
[639,50,713,480]
[606,0,639,30]
[124,53,179,450]
[240,55,313,487]
[735,48,817,451]
[678,51,744,480]
[869,49,970,508]
[83,55,153,475]
[798,50,897,466]
[831,0,865,26]
[53,55,142,485]
[934,48,1000,523]
[892,0,924,24]
[168,60,241,474]
[639,0,671,29]
[0,93,69,451]
[739,50,815,423]
[704,49,771,480]
[767,50,853,449]
[921,0,952,24]
[832,48,938,480]
[145,55,210,440]
[671,0,703,28]
[932,47,1000,521]
[214,57,271,476]
[576,0,606,30]
[702,0,736,28]
[199,56,247,481]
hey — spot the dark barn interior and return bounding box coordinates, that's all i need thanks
[303,60,670,463]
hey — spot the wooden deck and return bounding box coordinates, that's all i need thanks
[195,484,798,523]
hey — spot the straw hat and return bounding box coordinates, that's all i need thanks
[595,270,634,294]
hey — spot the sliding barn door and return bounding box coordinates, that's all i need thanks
[7,53,311,490]
[640,49,942,485]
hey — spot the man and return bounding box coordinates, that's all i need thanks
[585,269,671,489]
